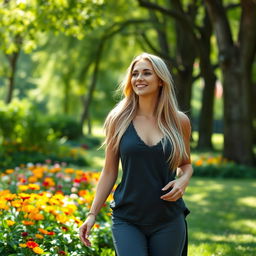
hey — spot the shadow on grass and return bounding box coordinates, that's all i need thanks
[185,178,256,256]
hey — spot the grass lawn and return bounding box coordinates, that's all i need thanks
[185,178,256,256]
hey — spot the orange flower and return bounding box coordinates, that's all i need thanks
[195,159,203,166]
[35,234,44,239]
[28,176,38,183]
[78,190,87,196]
[38,228,49,235]
[5,169,14,174]
[26,241,39,248]
[42,177,55,187]
[22,220,35,225]
[28,212,44,221]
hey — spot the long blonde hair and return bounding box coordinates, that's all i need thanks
[103,52,188,170]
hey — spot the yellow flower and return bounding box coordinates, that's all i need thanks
[35,234,44,239]
[28,184,40,190]
[6,220,15,226]
[33,246,44,254]
[11,200,23,208]
[0,200,9,210]
[18,185,29,192]
[5,169,14,174]
[65,168,75,174]
[56,214,69,224]
[19,243,27,248]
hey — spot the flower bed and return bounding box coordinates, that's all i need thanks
[0,164,114,256]
[191,154,256,178]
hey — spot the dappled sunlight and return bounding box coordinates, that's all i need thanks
[187,178,256,255]
[237,197,256,208]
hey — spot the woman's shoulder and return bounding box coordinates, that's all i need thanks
[177,111,191,136]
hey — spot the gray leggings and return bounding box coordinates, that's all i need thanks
[111,214,186,256]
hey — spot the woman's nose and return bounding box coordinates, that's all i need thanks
[137,73,143,80]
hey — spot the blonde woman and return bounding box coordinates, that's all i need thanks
[79,53,193,256]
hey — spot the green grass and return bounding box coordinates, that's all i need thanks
[185,178,256,256]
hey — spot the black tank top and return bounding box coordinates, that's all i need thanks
[110,121,190,225]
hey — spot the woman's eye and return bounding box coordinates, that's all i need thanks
[144,72,151,76]
[132,73,138,77]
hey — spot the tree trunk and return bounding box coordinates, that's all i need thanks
[205,0,256,165]
[5,51,20,104]
[80,39,105,135]
[253,82,256,145]
[197,9,216,150]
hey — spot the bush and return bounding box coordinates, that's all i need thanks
[0,100,89,169]
[47,115,82,140]
[192,154,256,178]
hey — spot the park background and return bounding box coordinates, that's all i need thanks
[0,0,255,255]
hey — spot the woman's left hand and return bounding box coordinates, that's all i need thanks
[160,175,190,201]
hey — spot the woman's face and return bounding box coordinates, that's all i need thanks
[131,59,161,98]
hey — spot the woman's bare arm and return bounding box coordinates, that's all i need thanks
[89,146,120,215]
[79,145,119,246]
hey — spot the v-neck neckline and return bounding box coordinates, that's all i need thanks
[131,121,164,148]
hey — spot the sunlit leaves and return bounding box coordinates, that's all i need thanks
[0,0,105,54]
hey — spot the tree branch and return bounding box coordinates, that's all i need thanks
[137,0,198,42]
[139,32,179,69]
[204,0,233,54]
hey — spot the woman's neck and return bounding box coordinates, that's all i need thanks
[136,95,158,118]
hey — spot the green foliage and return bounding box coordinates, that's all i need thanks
[47,115,82,140]
[0,0,105,54]
[0,99,54,147]
[193,163,256,179]
[0,99,89,169]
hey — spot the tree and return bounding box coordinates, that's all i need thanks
[205,0,256,165]
[0,0,103,103]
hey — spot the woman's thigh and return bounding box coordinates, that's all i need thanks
[148,214,186,256]
[111,217,148,256]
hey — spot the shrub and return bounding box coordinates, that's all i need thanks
[47,115,82,140]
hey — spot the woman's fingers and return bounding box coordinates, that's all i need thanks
[79,224,92,247]
[161,180,175,191]
[161,183,184,201]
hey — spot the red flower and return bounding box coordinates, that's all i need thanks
[58,250,66,255]
[47,231,55,235]
[61,226,68,232]
[26,241,39,248]
[22,232,28,237]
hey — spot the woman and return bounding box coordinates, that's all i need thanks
[79,52,193,256]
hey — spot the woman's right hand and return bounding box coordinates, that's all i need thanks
[79,215,96,247]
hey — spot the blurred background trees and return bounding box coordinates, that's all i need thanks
[0,0,255,167]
